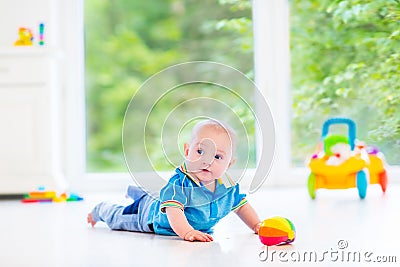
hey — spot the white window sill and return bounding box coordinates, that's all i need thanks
[72,165,399,193]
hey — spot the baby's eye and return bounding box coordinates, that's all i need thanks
[215,154,223,160]
[197,149,203,155]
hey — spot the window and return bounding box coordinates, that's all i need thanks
[289,0,400,167]
[84,0,256,173]
[67,0,399,190]
[252,0,399,186]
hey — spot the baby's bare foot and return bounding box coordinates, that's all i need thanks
[87,213,97,227]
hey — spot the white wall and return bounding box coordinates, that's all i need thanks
[0,0,58,48]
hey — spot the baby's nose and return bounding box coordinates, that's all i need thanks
[200,138,216,165]
[201,154,214,166]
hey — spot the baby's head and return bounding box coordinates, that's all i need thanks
[184,119,237,183]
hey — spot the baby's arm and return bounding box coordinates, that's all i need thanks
[234,202,261,234]
[165,207,213,242]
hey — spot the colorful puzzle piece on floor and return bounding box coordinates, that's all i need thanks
[22,187,83,203]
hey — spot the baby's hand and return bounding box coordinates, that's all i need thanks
[184,229,213,242]
[253,222,261,234]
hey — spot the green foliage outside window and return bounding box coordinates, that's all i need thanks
[85,0,254,172]
[86,0,399,173]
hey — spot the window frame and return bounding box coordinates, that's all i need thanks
[253,0,293,185]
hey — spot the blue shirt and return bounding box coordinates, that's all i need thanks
[148,165,247,235]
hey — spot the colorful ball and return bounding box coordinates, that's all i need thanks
[259,216,296,246]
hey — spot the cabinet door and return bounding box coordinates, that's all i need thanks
[0,57,59,193]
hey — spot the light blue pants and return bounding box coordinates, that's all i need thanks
[91,186,155,232]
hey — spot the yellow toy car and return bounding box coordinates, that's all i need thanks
[307,118,388,199]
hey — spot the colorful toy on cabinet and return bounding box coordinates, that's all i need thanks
[38,23,45,46]
[259,216,296,246]
[307,117,388,199]
[14,27,34,46]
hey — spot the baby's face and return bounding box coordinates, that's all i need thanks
[184,127,235,184]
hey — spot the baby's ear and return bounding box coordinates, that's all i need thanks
[183,143,190,157]
[228,157,237,168]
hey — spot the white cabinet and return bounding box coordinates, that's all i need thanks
[0,50,62,193]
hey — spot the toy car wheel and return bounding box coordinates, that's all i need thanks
[356,170,368,199]
[307,173,316,199]
[379,171,388,193]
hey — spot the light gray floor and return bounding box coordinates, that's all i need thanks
[1,184,399,267]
